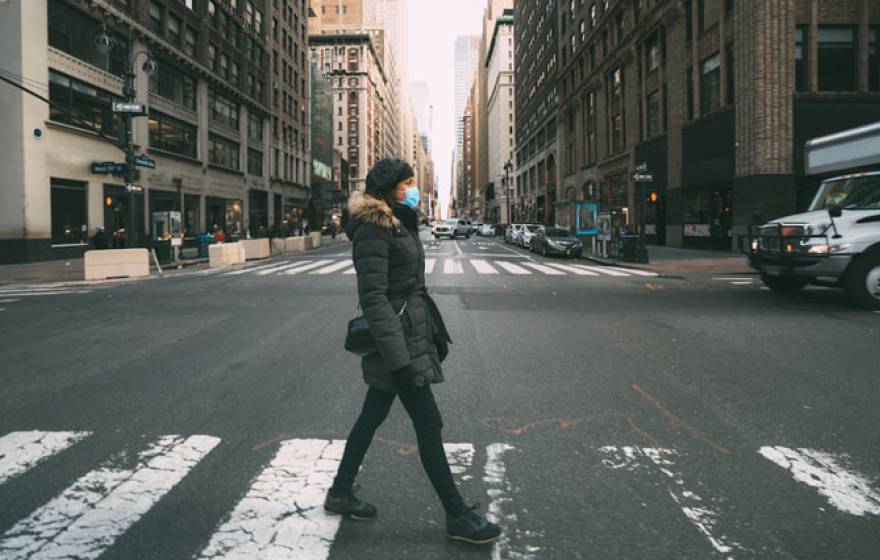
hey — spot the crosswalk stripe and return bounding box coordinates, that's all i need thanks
[522,262,565,275]
[196,438,345,560]
[223,262,281,276]
[0,290,92,297]
[283,260,334,275]
[604,266,659,277]
[425,258,436,273]
[255,260,313,276]
[544,262,599,276]
[494,261,532,275]
[470,259,499,274]
[343,266,357,274]
[0,299,20,304]
[0,431,92,486]
[310,260,354,274]
[0,435,220,560]
[571,264,631,277]
[443,259,463,274]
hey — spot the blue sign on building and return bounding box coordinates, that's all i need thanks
[576,203,599,236]
[90,162,125,174]
[134,154,156,169]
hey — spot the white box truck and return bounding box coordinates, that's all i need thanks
[748,122,880,310]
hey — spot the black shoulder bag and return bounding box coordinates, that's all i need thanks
[345,300,407,356]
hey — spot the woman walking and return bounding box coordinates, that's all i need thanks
[324,158,501,545]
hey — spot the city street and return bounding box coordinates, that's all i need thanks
[1,230,878,559]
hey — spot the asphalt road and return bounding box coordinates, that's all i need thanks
[1,231,878,560]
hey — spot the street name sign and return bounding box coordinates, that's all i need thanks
[91,162,125,174]
[135,154,156,169]
[112,102,147,115]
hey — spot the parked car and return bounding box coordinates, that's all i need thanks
[432,220,456,239]
[470,222,482,235]
[517,224,541,247]
[504,224,522,244]
[530,226,584,257]
[479,223,496,236]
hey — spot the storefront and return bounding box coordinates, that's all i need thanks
[206,196,243,239]
[248,189,269,234]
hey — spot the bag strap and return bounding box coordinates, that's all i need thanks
[355,299,408,317]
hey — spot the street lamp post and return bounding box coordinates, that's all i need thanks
[96,26,157,249]
[503,160,513,225]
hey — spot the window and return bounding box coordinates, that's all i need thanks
[48,0,128,76]
[609,67,624,153]
[208,43,217,72]
[184,26,197,57]
[646,90,661,138]
[870,27,879,91]
[700,52,721,114]
[167,12,180,44]
[725,44,734,104]
[817,26,856,91]
[795,26,807,91]
[209,90,240,129]
[698,0,720,34]
[148,111,197,157]
[590,3,597,30]
[248,148,263,176]
[566,108,576,173]
[209,134,240,170]
[231,61,239,86]
[48,70,121,137]
[51,179,88,245]
[148,59,196,109]
[647,32,660,72]
[149,1,163,35]
[248,113,263,143]
[219,53,229,78]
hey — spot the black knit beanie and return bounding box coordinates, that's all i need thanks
[365,158,414,196]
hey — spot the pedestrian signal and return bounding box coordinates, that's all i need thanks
[646,190,659,203]
[105,196,114,207]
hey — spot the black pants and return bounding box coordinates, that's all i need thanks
[330,384,467,515]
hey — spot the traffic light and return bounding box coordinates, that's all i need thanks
[105,196,114,207]
[646,190,660,203]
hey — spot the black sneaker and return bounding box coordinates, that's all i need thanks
[445,503,502,544]
[324,489,378,520]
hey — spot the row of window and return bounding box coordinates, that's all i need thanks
[795,26,879,92]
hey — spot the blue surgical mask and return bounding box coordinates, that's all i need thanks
[400,187,420,209]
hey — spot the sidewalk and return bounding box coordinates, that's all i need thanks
[587,245,754,277]
[0,236,351,286]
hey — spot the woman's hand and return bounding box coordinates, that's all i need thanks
[436,339,449,363]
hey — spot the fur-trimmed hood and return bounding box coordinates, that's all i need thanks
[347,190,400,231]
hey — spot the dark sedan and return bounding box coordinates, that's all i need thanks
[530,226,584,257]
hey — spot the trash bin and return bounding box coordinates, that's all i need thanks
[620,235,639,262]
[152,239,172,264]
[197,234,212,258]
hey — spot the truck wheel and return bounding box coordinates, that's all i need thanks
[760,274,808,294]
[844,253,880,310]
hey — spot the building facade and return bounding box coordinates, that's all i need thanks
[514,0,559,225]
[485,8,516,224]
[0,0,284,263]
[556,0,880,254]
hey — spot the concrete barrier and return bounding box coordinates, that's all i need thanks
[271,238,286,255]
[304,236,314,250]
[84,248,150,280]
[240,238,270,260]
[209,242,245,267]
[284,236,306,253]
[309,231,322,248]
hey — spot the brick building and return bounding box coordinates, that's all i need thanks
[514,0,559,225]
[556,0,880,254]
[0,0,282,263]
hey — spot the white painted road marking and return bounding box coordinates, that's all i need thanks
[485,443,541,560]
[0,290,93,297]
[0,435,220,560]
[310,260,354,275]
[444,259,463,274]
[283,260,334,275]
[444,443,475,477]
[343,266,357,275]
[571,265,631,277]
[425,258,436,273]
[599,446,744,558]
[544,262,599,276]
[223,262,282,275]
[471,259,499,274]
[759,446,880,517]
[255,260,313,275]
[196,438,345,560]
[0,431,92,486]
[495,261,531,275]
[605,266,659,277]
[522,263,565,275]
[0,299,21,303]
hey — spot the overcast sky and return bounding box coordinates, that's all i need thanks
[407,0,485,217]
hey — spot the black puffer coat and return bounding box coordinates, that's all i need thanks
[346,191,452,393]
